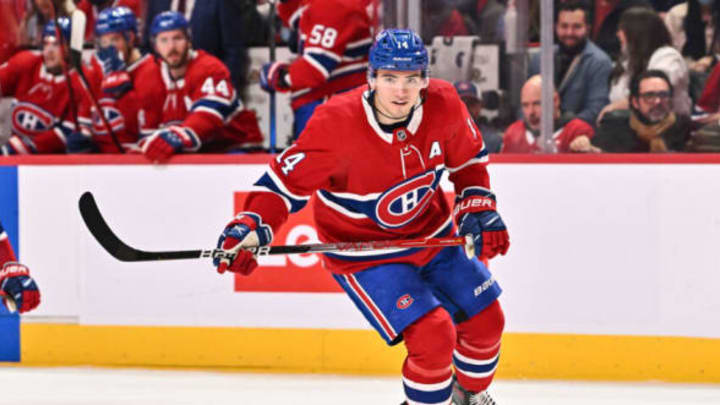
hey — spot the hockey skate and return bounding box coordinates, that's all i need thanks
[451,379,497,405]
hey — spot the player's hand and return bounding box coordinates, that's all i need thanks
[458,211,510,259]
[138,126,199,163]
[1,136,35,155]
[101,71,132,97]
[96,45,126,74]
[66,131,95,153]
[214,213,272,275]
[0,262,40,313]
[259,62,290,92]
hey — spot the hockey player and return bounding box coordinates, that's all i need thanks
[79,6,154,152]
[215,29,509,405]
[0,18,92,155]
[134,11,261,162]
[260,0,379,138]
[0,221,40,314]
[77,0,143,42]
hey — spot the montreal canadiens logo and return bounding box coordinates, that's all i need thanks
[375,172,437,229]
[396,294,414,310]
[11,103,54,136]
[93,103,124,134]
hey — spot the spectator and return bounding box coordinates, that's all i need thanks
[77,0,143,43]
[458,0,506,43]
[529,0,613,126]
[422,0,472,40]
[501,75,596,153]
[594,0,651,60]
[696,58,720,121]
[593,70,691,151]
[259,0,377,139]
[664,0,720,72]
[454,81,503,153]
[0,18,90,155]
[134,11,261,162]
[601,7,691,121]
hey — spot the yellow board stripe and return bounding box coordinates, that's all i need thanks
[16,324,720,383]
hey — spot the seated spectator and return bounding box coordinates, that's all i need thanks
[593,0,651,60]
[593,70,691,151]
[696,58,720,121]
[501,75,595,153]
[454,81,503,153]
[601,7,692,121]
[0,18,91,155]
[664,0,720,73]
[529,0,613,126]
[133,11,261,162]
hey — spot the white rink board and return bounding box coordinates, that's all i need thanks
[16,163,720,337]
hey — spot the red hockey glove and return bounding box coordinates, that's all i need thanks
[214,213,272,275]
[0,262,40,313]
[259,62,291,92]
[454,188,510,259]
[138,126,200,163]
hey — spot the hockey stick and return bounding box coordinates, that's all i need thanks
[79,191,472,262]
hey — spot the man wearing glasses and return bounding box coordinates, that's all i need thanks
[593,70,691,152]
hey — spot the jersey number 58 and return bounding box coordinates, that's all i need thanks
[309,25,338,48]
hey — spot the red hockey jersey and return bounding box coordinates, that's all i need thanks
[79,53,156,152]
[284,0,379,109]
[0,51,85,153]
[246,79,493,274]
[135,50,261,150]
[500,118,594,153]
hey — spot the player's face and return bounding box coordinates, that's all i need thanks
[42,37,63,74]
[154,30,190,68]
[371,70,426,122]
[99,32,131,61]
[632,77,672,123]
[556,10,588,50]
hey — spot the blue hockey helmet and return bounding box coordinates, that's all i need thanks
[150,11,189,38]
[95,6,138,37]
[368,28,428,77]
[42,17,71,43]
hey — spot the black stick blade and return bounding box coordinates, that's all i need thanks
[78,192,203,261]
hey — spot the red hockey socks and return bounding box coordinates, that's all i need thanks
[402,307,455,404]
[453,300,505,393]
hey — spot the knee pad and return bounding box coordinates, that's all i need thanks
[456,300,505,351]
[404,306,456,371]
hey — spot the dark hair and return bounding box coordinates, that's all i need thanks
[613,8,673,82]
[556,0,591,25]
[683,0,720,59]
[629,69,673,98]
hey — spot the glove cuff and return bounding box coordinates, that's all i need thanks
[453,187,497,224]
[233,212,273,246]
[0,262,30,282]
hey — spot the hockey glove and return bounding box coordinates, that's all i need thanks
[0,263,40,313]
[259,62,291,92]
[455,189,509,259]
[139,126,200,163]
[96,45,126,74]
[66,131,96,153]
[214,213,272,275]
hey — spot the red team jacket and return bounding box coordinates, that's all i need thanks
[246,80,492,274]
[134,50,261,150]
[281,0,378,109]
[500,118,594,153]
[0,51,86,153]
